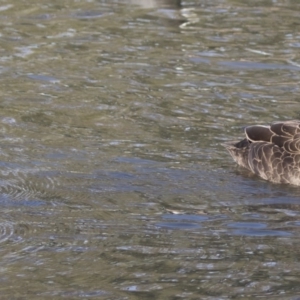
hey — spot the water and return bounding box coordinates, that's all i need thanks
[0,0,299,298]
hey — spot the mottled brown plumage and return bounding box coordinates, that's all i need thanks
[223,120,300,185]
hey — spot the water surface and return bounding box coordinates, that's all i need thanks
[0,0,299,299]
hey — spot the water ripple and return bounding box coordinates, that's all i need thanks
[0,221,15,244]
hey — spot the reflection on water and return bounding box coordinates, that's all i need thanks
[0,0,300,298]
[130,0,181,8]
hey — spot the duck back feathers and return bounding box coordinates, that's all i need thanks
[224,120,300,185]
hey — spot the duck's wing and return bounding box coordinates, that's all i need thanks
[223,123,278,171]
[245,120,300,153]
[271,121,300,153]
[246,121,300,183]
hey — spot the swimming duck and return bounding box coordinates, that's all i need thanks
[223,120,300,185]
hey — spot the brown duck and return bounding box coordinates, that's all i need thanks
[223,120,300,185]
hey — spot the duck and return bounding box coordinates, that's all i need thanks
[223,120,300,185]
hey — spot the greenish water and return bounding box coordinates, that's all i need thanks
[0,0,299,299]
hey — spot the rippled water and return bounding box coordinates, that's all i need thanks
[0,0,300,298]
